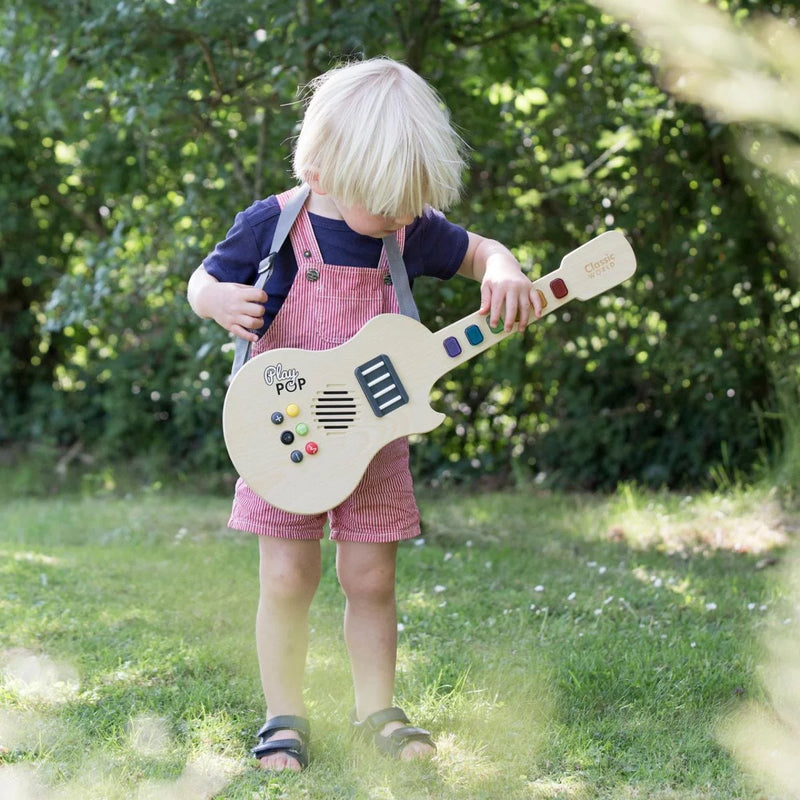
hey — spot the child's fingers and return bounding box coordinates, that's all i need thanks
[230,324,260,342]
[479,283,493,317]
[502,292,520,332]
[530,286,543,318]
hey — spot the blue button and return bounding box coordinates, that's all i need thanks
[465,324,484,345]
[290,450,303,463]
[271,412,284,425]
[443,336,462,357]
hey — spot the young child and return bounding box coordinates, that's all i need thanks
[187,57,542,772]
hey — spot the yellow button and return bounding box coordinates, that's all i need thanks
[286,403,300,417]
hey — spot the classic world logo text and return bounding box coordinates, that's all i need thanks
[584,252,616,277]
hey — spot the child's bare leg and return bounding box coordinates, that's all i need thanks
[255,536,321,771]
[336,540,435,760]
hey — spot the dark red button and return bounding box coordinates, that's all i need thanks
[550,278,568,299]
[305,442,319,455]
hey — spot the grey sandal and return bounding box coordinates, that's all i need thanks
[351,706,436,758]
[252,715,310,770]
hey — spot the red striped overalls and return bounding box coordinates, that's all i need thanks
[228,188,421,542]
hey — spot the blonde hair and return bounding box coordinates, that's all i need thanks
[292,58,466,219]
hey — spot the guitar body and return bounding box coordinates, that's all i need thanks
[223,314,446,514]
[223,230,637,514]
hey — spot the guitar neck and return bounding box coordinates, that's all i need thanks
[423,230,636,383]
[426,271,568,379]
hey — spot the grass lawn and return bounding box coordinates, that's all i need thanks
[1,482,798,799]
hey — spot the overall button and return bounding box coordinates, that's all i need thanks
[465,324,484,345]
[280,431,295,445]
[383,273,393,285]
[306,268,319,281]
[290,450,304,463]
[286,404,300,417]
[303,249,312,259]
[443,336,462,357]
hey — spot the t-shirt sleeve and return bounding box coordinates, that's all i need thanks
[406,208,469,281]
[202,197,280,284]
[202,213,261,284]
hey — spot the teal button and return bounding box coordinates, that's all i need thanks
[465,324,484,345]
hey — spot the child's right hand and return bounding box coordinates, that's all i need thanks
[206,282,268,342]
[187,267,267,342]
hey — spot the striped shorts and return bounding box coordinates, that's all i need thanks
[228,437,420,543]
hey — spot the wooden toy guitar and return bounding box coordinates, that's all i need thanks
[223,230,636,513]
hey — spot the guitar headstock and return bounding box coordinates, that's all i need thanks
[555,230,637,301]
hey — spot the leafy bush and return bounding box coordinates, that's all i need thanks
[1,0,798,490]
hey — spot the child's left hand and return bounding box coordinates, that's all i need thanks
[458,232,543,332]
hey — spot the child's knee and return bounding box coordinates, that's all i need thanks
[259,541,321,603]
[338,562,395,606]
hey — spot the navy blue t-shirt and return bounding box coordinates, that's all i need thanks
[203,194,470,335]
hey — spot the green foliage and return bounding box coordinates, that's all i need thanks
[1,0,798,489]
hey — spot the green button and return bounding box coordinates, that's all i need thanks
[488,317,505,334]
[295,423,309,436]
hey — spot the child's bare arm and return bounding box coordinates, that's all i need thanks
[457,232,543,332]
[187,265,267,342]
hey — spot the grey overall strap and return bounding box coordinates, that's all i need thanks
[230,184,419,376]
[230,184,311,377]
[382,233,420,321]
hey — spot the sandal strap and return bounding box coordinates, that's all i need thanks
[252,737,309,768]
[353,706,409,734]
[379,725,435,757]
[255,715,310,742]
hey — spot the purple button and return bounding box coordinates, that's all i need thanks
[443,336,462,357]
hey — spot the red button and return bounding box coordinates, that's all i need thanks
[550,278,568,299]
[305,442,319,455]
